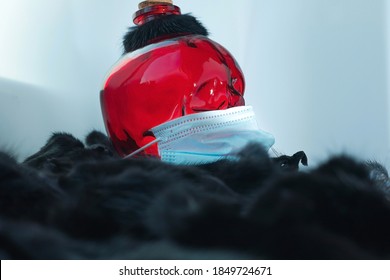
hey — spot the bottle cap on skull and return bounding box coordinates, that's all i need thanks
[138,0,173,9]
[100,1,246,158]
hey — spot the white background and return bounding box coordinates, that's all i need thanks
[0,0,389,167]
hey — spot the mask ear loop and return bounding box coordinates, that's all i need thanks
[271,147,282,157]
[124,138,161,159]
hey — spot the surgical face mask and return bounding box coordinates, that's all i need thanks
[126,106,275,165]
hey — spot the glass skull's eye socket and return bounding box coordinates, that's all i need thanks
[228,77,245,107]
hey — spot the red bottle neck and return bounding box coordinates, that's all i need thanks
[133,4,181,25]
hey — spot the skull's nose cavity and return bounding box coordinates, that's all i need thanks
[190,78,230,111]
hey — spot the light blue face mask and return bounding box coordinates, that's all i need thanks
[126,106,275,165]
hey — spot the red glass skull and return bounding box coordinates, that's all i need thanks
[100,6,245,158]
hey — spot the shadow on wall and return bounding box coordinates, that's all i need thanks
[0,77,84,161]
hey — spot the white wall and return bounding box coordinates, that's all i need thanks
[0,0,389,167]
[243,0,389,166]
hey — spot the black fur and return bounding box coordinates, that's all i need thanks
[23,131,118,176]
[272,151,308,172]
[123,14,209,53]
[1,131,390,259]
[366,160,390,200]
[0,151,63,225]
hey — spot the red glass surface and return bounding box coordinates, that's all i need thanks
[101,34,245,158]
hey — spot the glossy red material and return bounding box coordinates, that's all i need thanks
[101,5,245,158]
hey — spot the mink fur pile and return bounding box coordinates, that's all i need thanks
[1,130,390,260]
